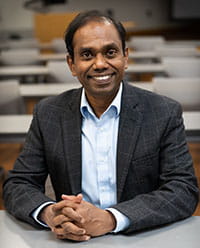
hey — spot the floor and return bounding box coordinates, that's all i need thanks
[0,143,200,215]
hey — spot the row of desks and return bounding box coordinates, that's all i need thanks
[1,82,200,143]
[38,50,200,61]
[0,111,199,143]
[19,82,153,97]
[38,51,159,61]
[0,63,165,76]
[0,63,165,77]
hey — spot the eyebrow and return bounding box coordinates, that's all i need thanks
[78,42,120,53]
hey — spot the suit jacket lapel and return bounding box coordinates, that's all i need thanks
[117,83,143,202]
[61,88,82,195]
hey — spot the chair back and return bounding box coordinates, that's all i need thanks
[51,38,67,53]
[0,49,40,66]
[0,80,26,114]
[47,60,80,84]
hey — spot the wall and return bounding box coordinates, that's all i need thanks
[0,0,174,38]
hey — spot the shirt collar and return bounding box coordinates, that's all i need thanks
[80,82,123,119]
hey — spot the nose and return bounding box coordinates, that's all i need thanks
[93,53,108,71]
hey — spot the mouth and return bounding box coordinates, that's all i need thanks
[88,73,115,83]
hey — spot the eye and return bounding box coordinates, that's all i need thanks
[106,48,117,58]
[81,50,93,60]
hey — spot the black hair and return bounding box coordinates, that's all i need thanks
[64,10,126,60]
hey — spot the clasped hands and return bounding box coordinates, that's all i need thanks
[40,194,116,241]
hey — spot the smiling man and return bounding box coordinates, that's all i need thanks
[3,10,199,242]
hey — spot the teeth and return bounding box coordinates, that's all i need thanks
[94,75,111,80]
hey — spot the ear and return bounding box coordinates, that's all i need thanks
[66,55,77,77]
[124,47,129,69]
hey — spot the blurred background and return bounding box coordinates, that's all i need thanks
[0,0,200,212]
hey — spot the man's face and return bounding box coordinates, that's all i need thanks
[67,20,128,102]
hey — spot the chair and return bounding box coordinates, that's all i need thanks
[0,48,40,66]
[153,77,200,110]
[51,38,67,53]
[129,36,165,51]
[46,60,80,84]
[0,80,26,114]
[162,57,200,77]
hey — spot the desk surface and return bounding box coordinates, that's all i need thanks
[0,64,164,77]
[0,211,199,248]
[126,63,164,73]
[0,65,49,76]
[20,83,81,97]
[19,82,153,97]
[39,51,159,61]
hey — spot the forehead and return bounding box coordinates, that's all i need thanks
[72,21,122,50]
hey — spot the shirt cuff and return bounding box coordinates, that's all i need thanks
[32,201,55,228]
[106,207,130,233]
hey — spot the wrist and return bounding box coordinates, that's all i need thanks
[39,204,53,224]
[105,210,116,232]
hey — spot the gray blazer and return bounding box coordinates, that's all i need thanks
[3,82,199,233]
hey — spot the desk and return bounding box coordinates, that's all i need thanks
[39,53,66,61]
[0,211,199,248]
[183,112,200,142]
[0,115,32,143]
[0,112,199,143]
[20,83,81,98]
[126,63,165,74]
[129,51,158,59]
[19,82,152,98]
[40,52,158,61]
[0,65,49,77]
[0,64,164,80]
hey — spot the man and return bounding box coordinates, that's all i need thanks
[3,10,199,242]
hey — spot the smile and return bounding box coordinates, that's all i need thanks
[94,75,111,80]
[89,73,115,82]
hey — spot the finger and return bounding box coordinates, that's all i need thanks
[62,194,83,203]
[61,221,86,235]
[62,206,84,223]
[53,214,71,227]
[52,200,77,212]
[53,222,85,236]
[56,233,90,241]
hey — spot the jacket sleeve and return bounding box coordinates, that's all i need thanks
[113,102,199,233]
[3,103,53,228]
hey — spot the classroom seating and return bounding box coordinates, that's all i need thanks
[162,57,200,77]
[0,80,26,114]
[51,38,67,53]
[0,49,40,66]
[129,36,165,51]
[155,45,197,58]
[46,60,79,83]
[153,77,200,111]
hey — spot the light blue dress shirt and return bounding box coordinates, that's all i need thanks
[33,83,130,232]
[80,83,130,232]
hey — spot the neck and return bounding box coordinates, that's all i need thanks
[86,94,115,118]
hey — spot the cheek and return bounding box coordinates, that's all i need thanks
[112,57,127,69]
